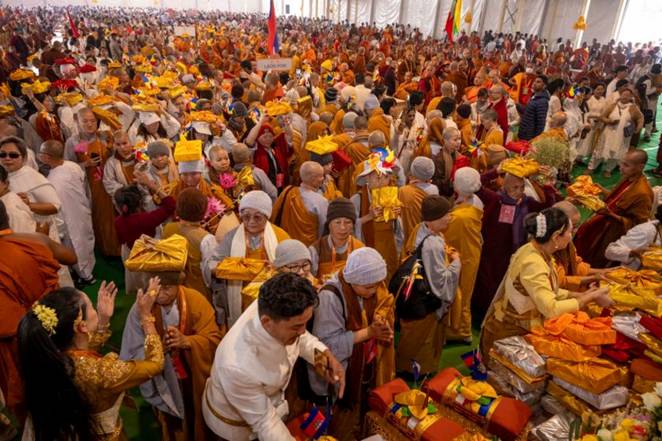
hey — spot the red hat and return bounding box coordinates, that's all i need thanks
[52,79,79,92]
[78,64,97,73]
[55,57,77,66]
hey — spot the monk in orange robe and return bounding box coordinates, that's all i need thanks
[394,72,419,100]
[367,108,392,146]
[336,118,371,197]
[121,279,222,441]
[271,162,329,247]
[575,150,654,267]
[0,207,76,419]
[398,156,438,245]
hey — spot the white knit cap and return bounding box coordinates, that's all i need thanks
[343,247,387,285]
[177,160,205,174]
[342,111,358,129]
[138,111,160,126]
[454,166,481,195]
[410,156,435,181]
[239,190,273,218]
[273,239,311,268]
[364,94,380,111]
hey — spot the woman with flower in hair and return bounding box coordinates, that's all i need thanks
[479,207,613,363]
[17,278,164,441]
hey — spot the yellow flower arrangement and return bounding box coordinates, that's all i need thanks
[32,303,58,335]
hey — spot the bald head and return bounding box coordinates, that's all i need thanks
[626,148,648,166]
[231,143,251,164]
[368,130,386,149]
[40,140,64,160]
[620,149,648,178]
[441,81,455,97]
[550,112,567,128]
[553,200,580,227]
[319,112,334,125]
[442,126,460,141]
[354,116,368,130]
[300,161,324,189]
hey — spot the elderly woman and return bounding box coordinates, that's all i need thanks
[0,136,75,286]
[309,247,394,440]
[205,190,290,327]
[309,198,365,281]
[480,208,613,363]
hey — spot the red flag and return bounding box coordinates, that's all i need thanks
[66,8,80,39]
[267,0,279,55]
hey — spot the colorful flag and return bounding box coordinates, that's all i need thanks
[66,8,80,39]
[444,0,463,43]
[267,0,279,55]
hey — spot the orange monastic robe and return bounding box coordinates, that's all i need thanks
[554,243,592,292]
[395,81,419,100]
[152,286,222,441]
[0,233,60,417]
[359,186,399,281]
[398,183,428,245]
[368,109,392,146]
[270,186,320,246]
[442,203,483,340]
[336,136,371,198]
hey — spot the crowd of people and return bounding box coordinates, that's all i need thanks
[1,4,662,441]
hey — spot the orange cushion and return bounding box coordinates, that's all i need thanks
[367,377,410,415]
[631,357,662,381]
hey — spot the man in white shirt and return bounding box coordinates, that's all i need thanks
[39,140,96,285]
[605,206,662,269]
[203,273,345,441]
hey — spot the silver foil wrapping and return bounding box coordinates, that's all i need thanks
[611,312,646,342]
[493,336,547,378]
[552,377,629,410]
[531,415,571,441]
[487,357,547,394]
[487,369,544,406]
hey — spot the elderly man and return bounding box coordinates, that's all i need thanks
[39,140,96,286]
[203,273,344,441]
[472,171,556,320]
[531,112,569,143]
[205,191,290,327]
[270,161,329,247]
[231,143,278,201]
[488,84,509,136]
[575,149,653,267]
[399,156,438,244]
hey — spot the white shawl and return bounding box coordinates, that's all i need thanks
[227,222,279,326]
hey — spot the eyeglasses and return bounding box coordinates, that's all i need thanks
[283,262,311,273]
[240,213,267,224]
[0,152,20,159]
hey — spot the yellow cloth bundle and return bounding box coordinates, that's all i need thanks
[546,358,625,395]
[174,134,203,162]
[371,186,402,222]
[189,110,220,124]
[131,102,161,113]
[236,166,255,188]
[605,267,662,293]
[567,175,605,212]
[88,94,115,107]
[168,85,188,99]
[98,76,120,90]
[0,105,14,117]
[125,234,188,272]
[543,311,616,346]
[241,267,277,309]
[639,333,662,358]
[92,107,122,130]
[135,64,153,73]
[9,69,35,81]
[265,101,293,116]
[641,246,662,271]
[57,92,84,107]
[605,282,662,317]
[500,157,539,178]
[305,135,338,155]
[153,76,174,89]
[215,257,268,281]
[21,79,50,95]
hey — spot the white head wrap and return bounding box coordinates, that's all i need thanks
[239,190,273,218]
[343,248,387,285]
[454,167,481,195]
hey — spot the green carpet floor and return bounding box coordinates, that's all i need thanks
[79,106,662,440]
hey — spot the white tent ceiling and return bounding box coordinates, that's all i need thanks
[5,0,656,45]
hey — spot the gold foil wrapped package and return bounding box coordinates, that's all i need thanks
[125,234,188,272]
[492,336,546,379]
[552,377,628,411]
[215,257,267,281]
[641,246,662,271]
[546,381,595,417]
[531,415,571,441]
[488,350,546,385]
[486,369,543,406]
[546,358,625,395]
[371,186,402,222]
[501,157,540,178]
